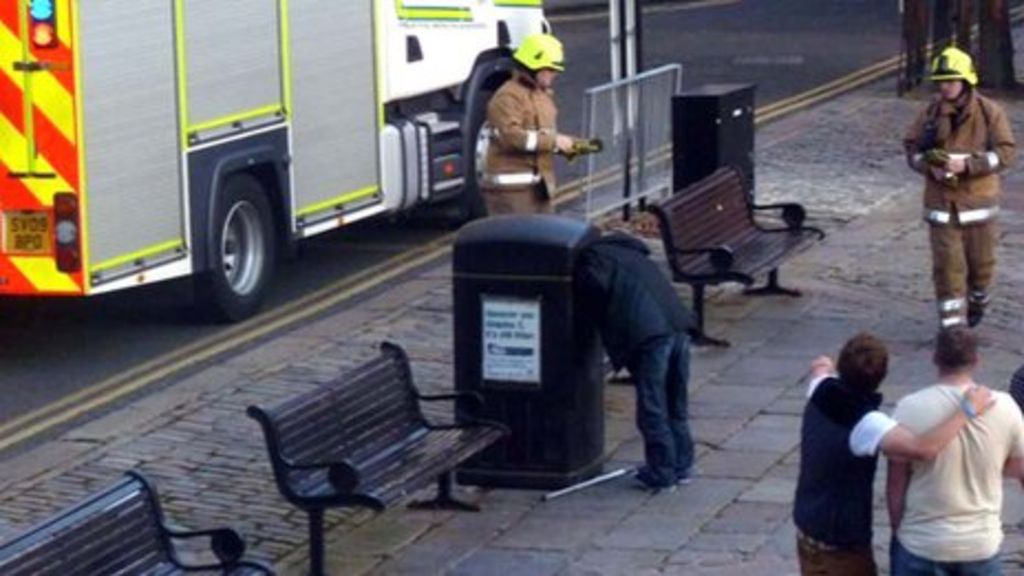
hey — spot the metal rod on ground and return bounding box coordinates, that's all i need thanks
[541,467,637,501]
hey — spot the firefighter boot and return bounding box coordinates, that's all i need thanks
[968,291,990,327]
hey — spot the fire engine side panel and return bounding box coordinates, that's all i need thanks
[288,0,380,218]
[77,2,183,271]
[182,0,282,129]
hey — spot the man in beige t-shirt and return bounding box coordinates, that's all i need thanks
[887,327,1024,574]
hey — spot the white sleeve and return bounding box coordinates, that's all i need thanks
[849,411,898,457]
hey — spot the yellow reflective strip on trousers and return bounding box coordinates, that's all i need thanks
[0,18,76,144]
[0,113,71,204]
[10,256,80,293]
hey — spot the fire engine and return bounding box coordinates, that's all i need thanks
[0,0,545,319]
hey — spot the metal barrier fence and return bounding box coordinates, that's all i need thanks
[581,64,682,221]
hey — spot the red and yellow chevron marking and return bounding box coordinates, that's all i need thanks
[0,0,84,295]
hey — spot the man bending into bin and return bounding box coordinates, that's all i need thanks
[575,231,697,491]
[794,332,993,576]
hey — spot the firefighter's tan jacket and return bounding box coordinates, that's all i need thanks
[904,92,1016,224]
[484,71,559,195]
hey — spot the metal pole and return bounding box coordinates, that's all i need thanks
[621,0,636,221]
[633,0,644,74]
[610,0,622,81]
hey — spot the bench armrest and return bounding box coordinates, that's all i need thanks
[417,390,484,409]
[419,391,494,426]
[672,246,734,273]
[279,455,363,493]
[426,417,510,435]
[752,202,806,229]
[163,526,272,573]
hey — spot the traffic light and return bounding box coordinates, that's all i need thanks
[29,0,58,49]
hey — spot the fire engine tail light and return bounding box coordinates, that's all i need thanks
[29,0,58,49]
[53,193,80,272]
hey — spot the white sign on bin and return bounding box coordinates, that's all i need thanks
[482,296,541,384]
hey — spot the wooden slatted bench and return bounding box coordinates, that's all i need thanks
[0,471,273,576]
[247,342,507,576]
[648,166,825,346]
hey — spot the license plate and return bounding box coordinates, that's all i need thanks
[4,211,51,255]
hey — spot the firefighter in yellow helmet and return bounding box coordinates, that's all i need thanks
[903,47,1016,328]
[481,33,580,215]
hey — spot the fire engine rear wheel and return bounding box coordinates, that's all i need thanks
[199,175,277,322]
[458,88,495,221]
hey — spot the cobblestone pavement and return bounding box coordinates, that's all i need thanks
[4,73,1024,576]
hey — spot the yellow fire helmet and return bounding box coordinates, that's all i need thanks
[514,33,565,72]
[931,46,978,86]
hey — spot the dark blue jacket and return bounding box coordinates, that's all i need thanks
[574,232,695,369]
[793,377,883,548]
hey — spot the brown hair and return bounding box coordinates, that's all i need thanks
[837,333,889,393]
[934,327,979,373]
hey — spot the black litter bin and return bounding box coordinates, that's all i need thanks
[454,215,604,489]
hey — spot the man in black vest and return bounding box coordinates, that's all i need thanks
[575,231,697,491]
[794,332,992,575]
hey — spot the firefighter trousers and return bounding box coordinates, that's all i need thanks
[928,219,997,325]
[481,184,553,216]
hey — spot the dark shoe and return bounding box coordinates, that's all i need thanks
[968,291,989,327]
[968,304,984,327]
[675,466,697,486]
[634,467,676,492]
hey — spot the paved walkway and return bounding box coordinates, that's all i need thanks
[3,79,1024,574]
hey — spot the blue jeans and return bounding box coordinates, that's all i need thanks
[627,332,694,486]
[891,537,1002,575]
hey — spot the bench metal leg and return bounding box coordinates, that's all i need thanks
[308,509,326,576]
[743,269,801,297]
[408,471,480,512]
[691,284,730,348]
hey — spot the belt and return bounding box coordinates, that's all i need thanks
[924,206,999,225]
[797,530,840,552]
[483,172,542,187]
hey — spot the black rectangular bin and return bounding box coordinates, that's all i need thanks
[453,215,604,489]
[672,83,756,194]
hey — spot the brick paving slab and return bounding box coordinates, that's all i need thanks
[448,549,570,576]
[719,414,801,454]
[737,477,798,505]
[697,448,790,480]
[493,515,621,552]
[594,507,705,551]
[563,548,668,575]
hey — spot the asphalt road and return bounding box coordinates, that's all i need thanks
[0,0,899,440]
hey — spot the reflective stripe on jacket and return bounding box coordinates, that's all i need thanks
[485,71,559,194]
[904,92,1016,221]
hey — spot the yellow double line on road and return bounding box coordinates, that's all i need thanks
[755,56,900,124]
[0,237,455,453]
[0,43,952,454]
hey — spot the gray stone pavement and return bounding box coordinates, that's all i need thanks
[4,75,1024,576]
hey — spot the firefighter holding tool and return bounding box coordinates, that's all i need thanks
[481,33,601,215]
[904,47,1016,328]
